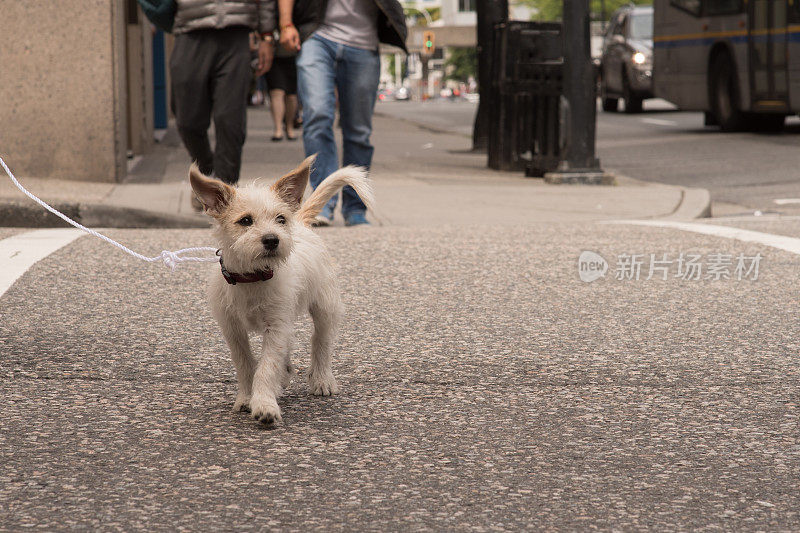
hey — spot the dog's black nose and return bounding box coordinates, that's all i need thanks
[262,234,279,251]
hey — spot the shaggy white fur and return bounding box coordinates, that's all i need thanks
[189,155,373,425]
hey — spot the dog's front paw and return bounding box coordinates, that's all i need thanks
[309,373,339,396]
[250,394,282,425]
[233,392,251,413]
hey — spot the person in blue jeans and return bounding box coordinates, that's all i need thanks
[278,0,407,226]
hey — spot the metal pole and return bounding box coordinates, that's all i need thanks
[601,0,607,30]
[473,0,508,151]
[544,0,608,184]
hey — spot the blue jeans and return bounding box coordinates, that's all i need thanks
[296,35,380,216]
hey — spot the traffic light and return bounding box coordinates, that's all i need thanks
[423,30,435,55]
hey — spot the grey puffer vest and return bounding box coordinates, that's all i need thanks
[173,0,275,35]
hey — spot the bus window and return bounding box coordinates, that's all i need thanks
[670,0,701,16]
[791,0,800,21]
[704,0,743,16]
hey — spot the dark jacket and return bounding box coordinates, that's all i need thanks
[292,0,408,53]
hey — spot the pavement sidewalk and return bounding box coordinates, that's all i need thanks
[0,106,710,229]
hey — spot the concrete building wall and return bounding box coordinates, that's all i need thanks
[0,0,128,182]
[440,0,476,26]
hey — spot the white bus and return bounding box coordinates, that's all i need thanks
[653,0,800,130]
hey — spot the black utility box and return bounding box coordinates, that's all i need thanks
[487,21,564,176]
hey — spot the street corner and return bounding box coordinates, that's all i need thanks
[607,173,712,221]
[4,0,800,530]
[665,187,712,221]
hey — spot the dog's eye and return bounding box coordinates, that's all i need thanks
[276,215,286,225]
[236,215,253,226]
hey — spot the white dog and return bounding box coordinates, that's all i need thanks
[189,156,372,425]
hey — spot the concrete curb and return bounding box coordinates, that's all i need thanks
[663,186,712,220]
[543,171,616,185]
[611,173,712,220]
[0,200,210,229]
[0,171,712,228]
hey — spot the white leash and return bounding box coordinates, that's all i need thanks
[0,155,218,270]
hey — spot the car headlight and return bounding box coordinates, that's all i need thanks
[632,52,647,65]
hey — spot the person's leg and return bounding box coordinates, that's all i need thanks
[210,28,251,184]
[294,104,303,129]
[170,32,214,176]
[297,36,339,217]
[255,74,267,105]
[284,57,299,140]
[284,94,298,139]
[268,88,286,139]
[336,45,380,221]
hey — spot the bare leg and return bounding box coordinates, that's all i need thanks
[269,88,286,138]
[285,94,298,138]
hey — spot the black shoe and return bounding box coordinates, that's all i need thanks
[271,134,284,142]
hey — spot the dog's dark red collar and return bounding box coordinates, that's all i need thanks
[217,251,273,285]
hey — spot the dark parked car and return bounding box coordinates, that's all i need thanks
[600,5,653,113]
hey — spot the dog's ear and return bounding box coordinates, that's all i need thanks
[189,164,235,217]
[271,154,316,210]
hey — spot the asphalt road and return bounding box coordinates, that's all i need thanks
[376,99,478,137]
[597,100,800,215]
[1,219,799,530]
[3,99,800,530]
[376,98,800,216]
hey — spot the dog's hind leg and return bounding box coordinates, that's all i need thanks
[216,313,257,413]
[308,293,342,396]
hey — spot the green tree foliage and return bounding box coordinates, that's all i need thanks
[444,47,478,82]
[524,0,651,22]
[404,6,441,26]
[387,54,407,79]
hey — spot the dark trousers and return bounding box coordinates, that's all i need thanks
[170,27,251,184]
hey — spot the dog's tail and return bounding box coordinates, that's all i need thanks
[297,166,374,226]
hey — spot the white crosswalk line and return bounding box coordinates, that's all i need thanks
[641,118,678,127]
[0,229,84,297]
[609,220,800,255]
